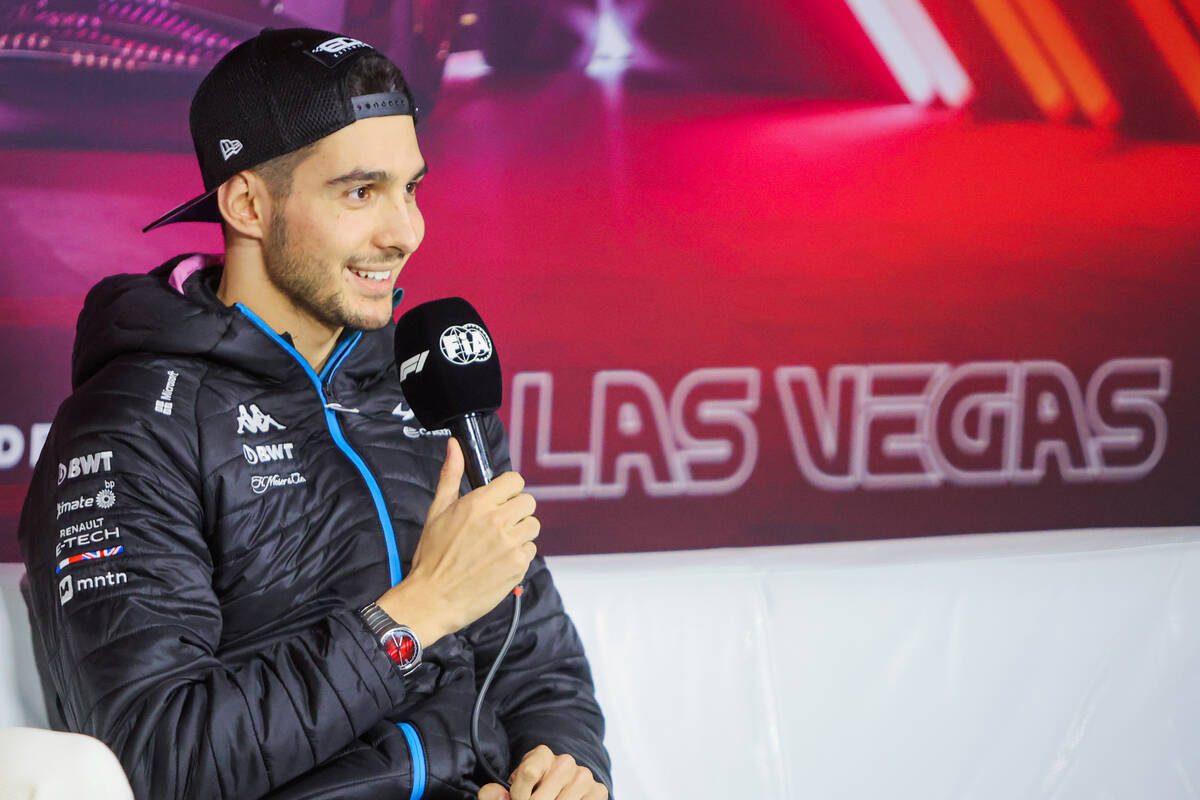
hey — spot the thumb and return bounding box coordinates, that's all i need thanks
[427,437,464,521]
[477,784,510,800]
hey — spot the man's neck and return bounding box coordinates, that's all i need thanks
[217,247,342,373]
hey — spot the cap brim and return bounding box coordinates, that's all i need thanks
[142,186,222,232]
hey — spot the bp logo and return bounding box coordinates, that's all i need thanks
[439,324,493,365]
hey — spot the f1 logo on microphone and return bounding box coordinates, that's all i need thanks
[400,350,430,381]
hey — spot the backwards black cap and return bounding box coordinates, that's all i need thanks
[143,28,416,232]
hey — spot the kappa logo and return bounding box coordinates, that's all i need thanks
[242,442,295,465]
[219,139,243,161]
[440,324,493,365]
[58,451,114,485]
[312,36,369,56]
[236,404,286,435]
[399,350,430,381]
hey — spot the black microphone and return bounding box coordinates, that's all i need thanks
[394,297,519,791]
[393,297,502,489]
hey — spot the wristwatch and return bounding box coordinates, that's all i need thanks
[358,602,422,673]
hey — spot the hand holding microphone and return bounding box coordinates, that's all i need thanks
[375,298,539,649]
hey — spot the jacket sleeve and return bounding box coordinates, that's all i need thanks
[18,376,411,800]
[464,415,613,793]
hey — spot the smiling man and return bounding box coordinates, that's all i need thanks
[18,28,610,800]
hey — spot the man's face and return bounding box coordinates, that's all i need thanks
[261,114,426,332]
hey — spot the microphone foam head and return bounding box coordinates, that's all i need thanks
[393,297,502,430]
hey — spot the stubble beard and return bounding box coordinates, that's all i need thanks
[262,206,392,332]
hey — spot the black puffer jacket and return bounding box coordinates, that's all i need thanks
[17,256,611,799]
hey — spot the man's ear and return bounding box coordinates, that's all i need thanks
[217,171,270,240]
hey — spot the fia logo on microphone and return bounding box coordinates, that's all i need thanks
[439,324,493,365]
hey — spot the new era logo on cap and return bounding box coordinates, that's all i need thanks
[220,139,243,161]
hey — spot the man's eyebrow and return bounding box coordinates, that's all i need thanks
[325,162,428,187]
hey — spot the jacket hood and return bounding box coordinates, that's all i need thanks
[71,254,397,390]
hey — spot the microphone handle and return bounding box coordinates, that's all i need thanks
[449,412,494,489]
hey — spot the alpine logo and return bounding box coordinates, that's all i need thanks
[242,442,295,465]
[440,324,493,365]
[236,404,286,435]
[391,401,416,421]
[399,350,430,381]
[219,139,243,161]
[312,36,369,56]
[58,451,114,485]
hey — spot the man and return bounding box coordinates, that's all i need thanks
[18,28,611,800]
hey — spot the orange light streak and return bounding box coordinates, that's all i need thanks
[1126,0,1200,119]
[1013,0,1121,126]
[972,0,1072,120]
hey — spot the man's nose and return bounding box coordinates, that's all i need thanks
[378,195,421,255]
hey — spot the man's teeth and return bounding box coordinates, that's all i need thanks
[350,267,389,282]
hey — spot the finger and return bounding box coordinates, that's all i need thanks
[477,783,510,800]
[427,438,464,521]
[509,746,553,800]
[529,754,576,800]
[481,470,526,503]
[562,768,604,800]
[503,492,537,526]
[513,515,541,543]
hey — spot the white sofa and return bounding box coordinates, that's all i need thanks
[4,526,1200,799]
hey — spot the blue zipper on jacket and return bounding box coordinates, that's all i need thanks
[237,299,427,800]
[235,303,402,585]
[397,723,427,800]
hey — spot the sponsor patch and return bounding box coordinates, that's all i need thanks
[58,450,113,484]
[59,571,128,606]
[56,525,121,558]
[242,442,295,465]
[56,546,124,574]
[250,471,307,495]
[155,369,179,416]
[306,36,370,67]
[236,403,286,435]
[56,481,116,519]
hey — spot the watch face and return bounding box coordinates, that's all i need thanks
[382,628,419,667]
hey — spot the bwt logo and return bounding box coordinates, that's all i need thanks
[242,442,295,465]
[57,451,114,486]
[440,324,492,365]
[400,350,430,381]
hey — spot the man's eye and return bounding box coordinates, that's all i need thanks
[405,181,420,197]
[350,186,371,201]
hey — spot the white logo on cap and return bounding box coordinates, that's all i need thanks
[312,37,369,56]
[220,139,243,161]
[439,324,493,365]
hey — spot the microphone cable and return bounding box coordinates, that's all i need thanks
[471,586,524,790]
